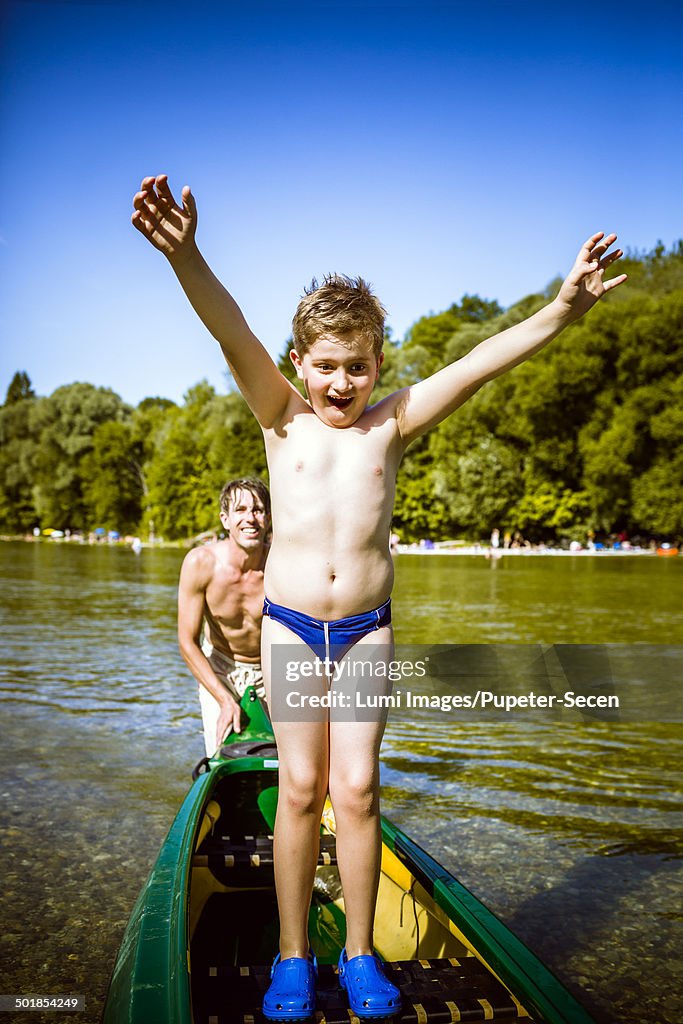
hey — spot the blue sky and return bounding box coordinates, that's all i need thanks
[1,0,681,406]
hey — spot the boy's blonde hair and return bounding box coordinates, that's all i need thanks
[292,274,386,357]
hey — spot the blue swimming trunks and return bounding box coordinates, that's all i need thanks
[262,597,392,662]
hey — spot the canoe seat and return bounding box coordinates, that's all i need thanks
[191,955,535,1023]
[192,834,337,886]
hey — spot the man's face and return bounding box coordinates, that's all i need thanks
[220,489,269,549]
[290,333,383,428]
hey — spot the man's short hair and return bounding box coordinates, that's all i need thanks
[219,477,271,518]
[292,274,386,358]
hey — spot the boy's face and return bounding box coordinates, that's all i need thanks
[220,488,269,549]
[290,333,383,428]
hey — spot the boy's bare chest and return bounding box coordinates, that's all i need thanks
[267,416,400,487]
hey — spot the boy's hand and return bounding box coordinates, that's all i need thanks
[132,174,197,266]
[555,232,627,322]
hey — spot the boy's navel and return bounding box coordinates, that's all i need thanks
[295,461,304,472]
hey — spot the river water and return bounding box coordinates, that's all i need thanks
[0,542,681,1023]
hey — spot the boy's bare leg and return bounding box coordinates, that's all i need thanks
[328,626,393,956]
[262,616,329,959]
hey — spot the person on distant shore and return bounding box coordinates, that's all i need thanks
[178,478,270,756]
[133,172,626,1021]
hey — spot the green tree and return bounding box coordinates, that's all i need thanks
[402,294,503,377]
[130,397,178,532]
[512,483,592,541]
[393,435,451,541]
[145,383,217,539]
[4,371,35,405]
[629,375,683,538]
[31,383,129,529]
[435,435,525,538]
[145,382,268,539]
[204,392,267,488]
[0,393,39,532]
[81,421,145,533]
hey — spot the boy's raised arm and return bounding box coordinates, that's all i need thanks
[395,233,627,445]
[132,175,295,428]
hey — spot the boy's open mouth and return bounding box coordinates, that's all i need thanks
[327,395,353,409]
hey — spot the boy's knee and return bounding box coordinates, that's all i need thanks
[329,772,379,819]
[280,768,327,816]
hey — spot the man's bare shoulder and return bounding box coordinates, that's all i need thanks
[180,543,220,590]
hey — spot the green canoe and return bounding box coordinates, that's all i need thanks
[103,689,597,1024]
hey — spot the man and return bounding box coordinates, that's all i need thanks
[178,477,270,755]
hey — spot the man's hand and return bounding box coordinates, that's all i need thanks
[215,694,242,752]
[555,232,627,322]
[132,174,197,266]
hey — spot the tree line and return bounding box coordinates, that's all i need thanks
[2,243,682,543]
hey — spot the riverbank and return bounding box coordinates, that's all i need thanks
[397,544,671,556]
[0,533,187,548]
[3,534,678,558]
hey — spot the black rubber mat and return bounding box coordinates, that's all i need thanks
[191,956,535,1023]
[193,834,338,886]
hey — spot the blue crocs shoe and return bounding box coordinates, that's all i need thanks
[262,952,317,1021]
[338,948,401,1018]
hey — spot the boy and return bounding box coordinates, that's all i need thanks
[178,478,270,756]
[132,174,625,1019]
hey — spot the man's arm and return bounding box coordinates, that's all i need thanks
[132,175,299,428]
[396,233,627,445]
[177,549,242,746]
